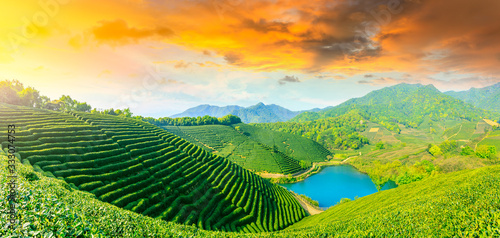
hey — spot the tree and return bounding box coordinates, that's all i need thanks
[376,141,385,150]
[103,108,117,115]
[75,102,92,112]
[121,108,132,117]
[44,100,63,111]
[460,146,474,156]
[218,114,242,125]
[429,145,442,156]
[439,140,457,153]
[38,96,51,109]
[58,95,76,111]
[476,145,497,159]
[18,87,41,107]
[0,80,22,105]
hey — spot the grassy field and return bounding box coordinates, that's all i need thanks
[2,153,498,237]
[163,124,330,174]
[0,103,305,233]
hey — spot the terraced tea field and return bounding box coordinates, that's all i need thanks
[163,124,330,174]
[233,123,330,162]
[0,103,306,232]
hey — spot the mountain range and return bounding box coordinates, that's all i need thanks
[171,102,323,123]
[171,83,499,125]
[445,82,500,113]
[290,83,496,132]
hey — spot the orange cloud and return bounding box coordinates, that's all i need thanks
[92,19,174,44]
[3,0,500,82]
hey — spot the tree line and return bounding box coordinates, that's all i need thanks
[136,114,242,126]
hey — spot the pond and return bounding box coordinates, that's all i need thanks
[280,165,397,208]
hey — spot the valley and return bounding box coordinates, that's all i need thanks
[1,82,499,237]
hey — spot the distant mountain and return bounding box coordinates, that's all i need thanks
[291,83,494,132]
[171,102,312,123]
[170,104,243,118]
[445,83,500,113]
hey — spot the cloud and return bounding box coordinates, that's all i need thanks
[174,60,191,69]
[224,52,244,65]
[375,0,500,76]
[315,74,346,80]
[202,50,212,56]
[239,18,291,33]
[5,0,500,87]
[278,75,301,85]
[358,77,406,85]
[197,61,222,67]
[364,74,374,78]
[92,19,174,45]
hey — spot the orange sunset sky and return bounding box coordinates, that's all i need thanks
[1,0,500,117]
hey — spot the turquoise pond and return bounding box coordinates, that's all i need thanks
[280,165,397,208]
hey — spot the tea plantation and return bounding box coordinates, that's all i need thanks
[2,151,499,237]
[163,124,330,174]
[0,103,305,233]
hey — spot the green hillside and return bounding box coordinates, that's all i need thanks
[2,152,499,237]
[0,103,306,233]
[233,123,330,163]
[256,97,499,188]
[284,165,500,237]
[292,83,496,133]
[163,123,330,174]
[255,110,370,151]
[445,82,500,113]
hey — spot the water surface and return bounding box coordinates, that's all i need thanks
[280,165,396,208]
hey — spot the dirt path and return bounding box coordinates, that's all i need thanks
[258,159,348,179]
[290,192,324,215]
[447,124,462,140]
[292,163,316,177]
[257,172,286,178]
[474,131,491,150]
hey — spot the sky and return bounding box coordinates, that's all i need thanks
[1,0,500,117]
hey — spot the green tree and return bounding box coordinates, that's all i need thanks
[299,160,311,169]
[460,146,474,156]
[75,102,92,112]
[476,145,497,159]
[38,96,51,109]
[18,87,41,107]
[0,80,22,105]
[376,141,385,150]
[218,114,242,125]
[429,145,442,156]
[439,140,457,153]
[59,95,76,111]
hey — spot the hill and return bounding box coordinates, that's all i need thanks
[292,83,495,133]
[255,110,370,151]
[2,152,499,236]
[284,165,500,236]
[163,123,330,174]
[445,82,500,113]
[171,104,244,118]
[258,84,500,189]
[172,102,305,123]
[0,103,305,233]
